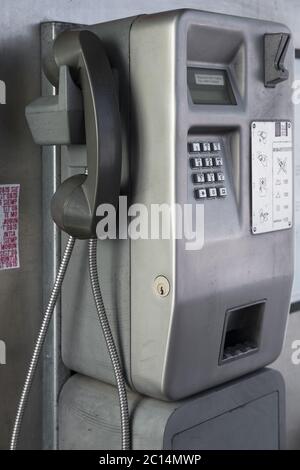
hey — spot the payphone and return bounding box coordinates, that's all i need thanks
[55,10,294,400]
[12,9,293,450]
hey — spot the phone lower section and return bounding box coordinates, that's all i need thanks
[58,369,285,450]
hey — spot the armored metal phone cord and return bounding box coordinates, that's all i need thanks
[10,235,76,451]
[10,236,130,451]
[88,238,130,451]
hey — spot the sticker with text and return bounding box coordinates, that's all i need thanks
[0,184,20,270]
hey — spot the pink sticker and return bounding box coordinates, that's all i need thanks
[0,184,20,270]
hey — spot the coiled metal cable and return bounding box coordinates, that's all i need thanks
[10,235,130,450]
[10,236,76,450]
[88,238,130,450]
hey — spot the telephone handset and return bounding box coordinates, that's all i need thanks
[27,30,122,238]
[12,30,129,451]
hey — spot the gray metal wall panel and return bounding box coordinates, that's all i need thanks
[292,58,300,303]
[273,312,300,449]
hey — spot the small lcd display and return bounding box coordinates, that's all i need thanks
[187,67,236,105]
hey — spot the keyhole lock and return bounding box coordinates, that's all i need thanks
[153,276,170,298]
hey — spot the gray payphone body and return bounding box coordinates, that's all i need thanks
[56,10,294,400]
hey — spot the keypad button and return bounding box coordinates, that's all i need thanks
[202,142,211,152]
[195,188,207,199]
[203,157,213,167]
[216,172,225,182]
[214,157,223,166]
[188,142,201,153]
[207,187,217,198]
[212,142,221,151]
[190,157,203,169]
[218,187,227,197]
[205,172,215,183]
[193,173,205,184]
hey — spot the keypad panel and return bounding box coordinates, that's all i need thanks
[188,140,227,201]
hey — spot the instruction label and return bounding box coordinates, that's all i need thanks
[0,184,20,270]
[251,121,293,234]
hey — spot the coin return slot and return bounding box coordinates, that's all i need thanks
[219,301,265,364]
